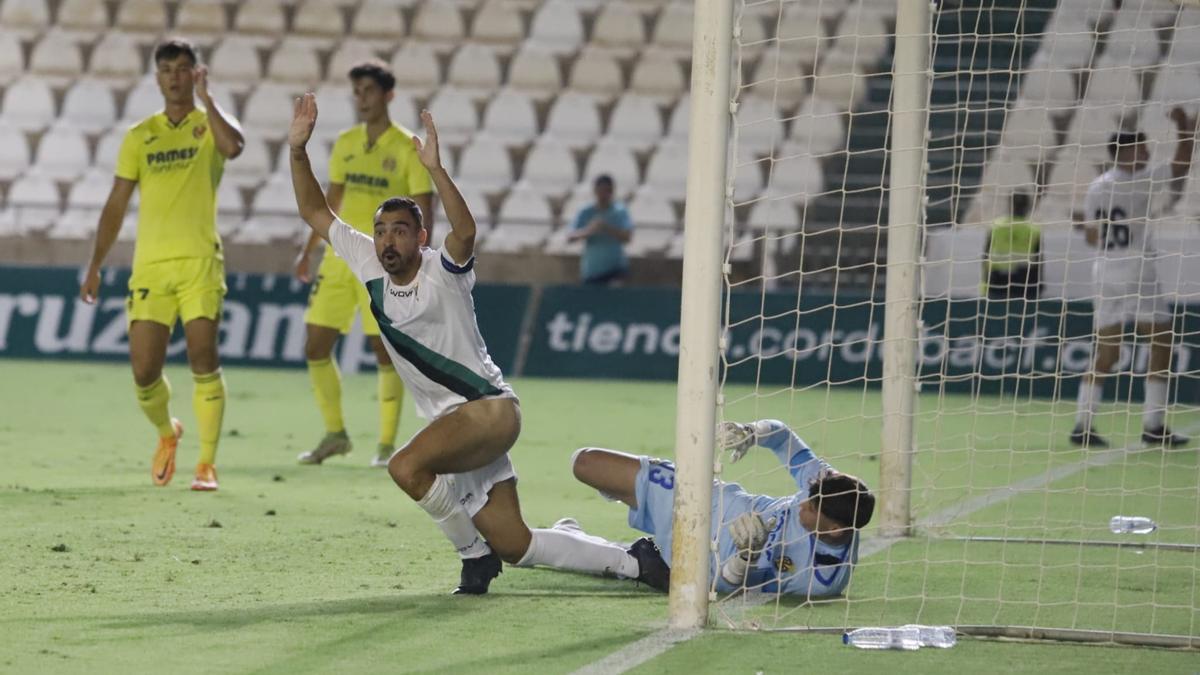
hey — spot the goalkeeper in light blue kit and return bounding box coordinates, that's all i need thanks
[543,420,876,597]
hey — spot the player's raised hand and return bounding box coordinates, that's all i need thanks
[79,266,100,304]
[717,421,757,463]
[193,64,210,102]
[1170,106,1198,133]
[289,93,318,150]
[412,110,442,171]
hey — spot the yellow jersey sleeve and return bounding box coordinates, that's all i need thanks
[115,127,141,181]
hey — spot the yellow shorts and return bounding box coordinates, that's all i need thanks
[126,257,226,327]
[304,253,381,336]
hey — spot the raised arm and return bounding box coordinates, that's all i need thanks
[412,110,475,265]
[294,182,344,282]
[80,177,137,303]
[194,65,244,160]
[1169,107,1198,185]
[720,419,832,490]
[289,93,336,241]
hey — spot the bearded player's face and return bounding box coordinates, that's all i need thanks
[373,209,426,277]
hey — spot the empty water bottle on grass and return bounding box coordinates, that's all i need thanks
[903,624,957,648]
[1110,516,1157,534]
[843,625,956,650]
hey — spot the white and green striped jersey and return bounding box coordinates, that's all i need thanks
[328,218,514,420]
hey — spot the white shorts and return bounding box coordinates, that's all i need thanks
[447,453,517,517]
[1094,279,1171,329]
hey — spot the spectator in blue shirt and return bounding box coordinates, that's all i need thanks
[568,175,634,285]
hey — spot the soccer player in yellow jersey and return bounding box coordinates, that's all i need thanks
[293,61,433,467]
[79,38,244,491]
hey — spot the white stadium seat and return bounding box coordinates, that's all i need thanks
[543,92,602,149]
[454,137,513,194]
[114,0,168,35]
[629,50,685,103]
[427,87,479,147]
[0,33,24,86]
[234,0,286,41]
[56,0,109,43]
[61,79,117,134]
[835,9,891,66]
[583,141,640,189]
[470,0,525,52]
[735,9,769,60]
[350,0,407,45]
[312,83,357,141]
[731,149,765,203]
[0,0,50,39]
[776,3,824,65]
[734,95,786,154]
[748,49,808,111]
[651,2,695,56]
[628,190,676,229]
[1,77,56,132]
[216,180,245,237]
[274,139,329,183]
[34,125,91,181]
[390,43,441,98]
[782,98,844,157]
[665,95,690,142]
[389,93,418,130]
[591,2,647,57]
[568,49,625,102]
[605,94,664,152]
[496,187,553,228]
[528,0,585,55]
[93,129,124,170]
[1149,67,1200,108]
[1081,60,1143,104]
[1165,17,1200,67]
[52,169,110,239]
[482,222,553,254]
[1019,64,1077,110]
[175,0,228,43]
[763,153,823,202]
[5,173,60,234]
[224,136,271,187]
[240,175,305,243]
[515,139,578,199]
[999,103,1057,161]
[242,83,296,142]
[508,45,563,98]
[29,31,84,87]
[480,90,539,146]
[119,75,161,125]
[446,44,503,99]
[210,37,263,93]
[87,32,143,86]
[1035,22,1098,70]
[747,199,799,233]
[811,40,868,109]
[327,43,382,84]
[292,0,346,45]
[267,38,323,85]
[644,141,689,200]
[1065,104,1138,157]
[411,1,466,53]
[0,124,31,181]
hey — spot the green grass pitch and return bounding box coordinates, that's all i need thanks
[1,360,1197,674]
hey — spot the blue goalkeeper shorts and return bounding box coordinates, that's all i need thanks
[628,456,680,566]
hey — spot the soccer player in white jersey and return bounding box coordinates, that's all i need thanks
[543,420,875,597]
[1071,107,1197,449]
[287,94,672,594]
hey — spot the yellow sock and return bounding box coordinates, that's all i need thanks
[135,376,175,438]
[193,370,226,465]
[308,358,345,433]
[378,367,404,447]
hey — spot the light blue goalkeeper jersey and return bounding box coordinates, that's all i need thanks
[710,420,860,596]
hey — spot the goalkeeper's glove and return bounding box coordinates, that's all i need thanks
[716,421,757,462]
[719,512,777,587]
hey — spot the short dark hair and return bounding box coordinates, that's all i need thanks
[154,38,198,67]
[594,174,614,189]
[1011,191,1031,218]
[809,474,875,530]
[349,60,396,93]
[1108,130,1146,159]
[376,197,423,229]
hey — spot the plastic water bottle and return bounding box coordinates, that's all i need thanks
[1109,516,1157,534]
[903,624,957,648]
[842,626,922,650]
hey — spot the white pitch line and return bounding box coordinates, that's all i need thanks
[572,426,1194,675]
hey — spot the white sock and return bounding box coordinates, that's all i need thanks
[1075,380,1103,429]
[516,528,641,579]
[1143,377,1168,430]
[416,474,491,560]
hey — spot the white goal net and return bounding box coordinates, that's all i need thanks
[697,0,1200,645]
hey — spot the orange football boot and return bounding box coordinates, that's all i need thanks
[191,463,218,491]
[151,418,183,486]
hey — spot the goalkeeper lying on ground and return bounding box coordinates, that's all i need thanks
[527,420,875,597]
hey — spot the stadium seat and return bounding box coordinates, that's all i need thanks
[242,82,296,142]
[60,79,117,134]
[454,137,513,194]
[241,175,305,243]
[629,50,686,103]
[605,94,665,152]
[735,10,769,60]
[734,95,786,154]
[56,0,109,43]
[0,124,30,181]
[175,0,228,44]
[763,154,823,202]
[1065,104,1138,157]
[782,98,844,157]
[52,168,110,239]
[731,149,765,203]
[1165,13,1200,67]
[0,33,24,86]
[33,125,90,181]
[665,94,690,142]
[469,0,525,53]
[224,136,271,187]
[508,45,563,99]
[515,138,578,199]
[835,7,890,66]
[746,198,799,232]
[747,49,808,111]
[216,180,245,238]
[568,49,625,102]
[87,32,143,87]
[528,0,585,55]
[349,0,407,46]
[1102,2,1169,67]
[776,3,824,66]
[327,43,381,84]
[390,42,441,99]
[582,140,640,190]
[543,92,602,149]
[1,77,55,132]
[480,89,540,146]
[446,44,503,99]
[651,2,695,56]
[970,152,1038,224]
[210,37,263,93]
[1044,150,1099,211]
[292,0,346,46]
[267,38,323,85]
[28,31,84,87]
[389,92,418,130]
[1149,66,1200,108]
[488,189,554,252]
[0,0,50,40]
[233,0,286,42]
[1019,63,1077,110]
[644,141,688,200]
[312,83,357,141]
[114,0,168,36]
[999,103,1057,161]
[1081,61,1143,104]
[119,75,161,125]
[4,172,60,234]
[411,1,466,53]
[811,40,868,109]
[1036,21,1098,70]
[427,87,479,147]
[591,1,647,57]
[628,189,677,229]
[93,129,123,170]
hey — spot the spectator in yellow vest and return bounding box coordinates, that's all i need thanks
[982,191,1042,300]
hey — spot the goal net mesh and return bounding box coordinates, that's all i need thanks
[710,0,1200,642]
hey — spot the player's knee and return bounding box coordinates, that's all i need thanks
[186,343,219,373]
[571,447,600,483]
[387,451,430,497]
[304,340,331,362]
[131,361,161,388]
